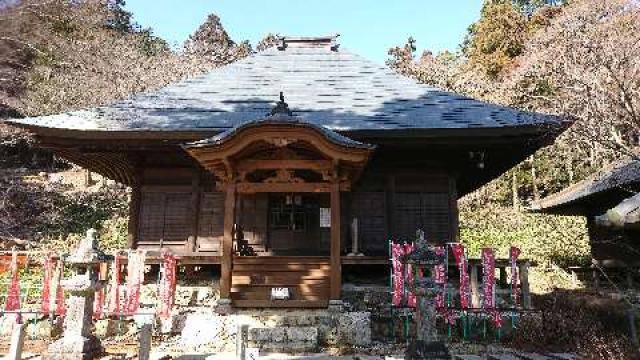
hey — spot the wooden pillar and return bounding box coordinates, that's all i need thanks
[330,183,342,300]
[127,184,141,249]
[385,175,395,238]
[221,183,237,300]
[187,171,201,253]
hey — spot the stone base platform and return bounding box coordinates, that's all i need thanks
[42,335,102,360]
[153,308,371,354]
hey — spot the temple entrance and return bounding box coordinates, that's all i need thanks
[267,193,330,256]
[184,111,374,308]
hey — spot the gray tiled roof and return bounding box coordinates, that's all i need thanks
[531,159,640,212]
[6,45,561,132]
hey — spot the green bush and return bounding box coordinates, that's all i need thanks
[460,202,591,291]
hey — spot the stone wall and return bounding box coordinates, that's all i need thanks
[342,284,395,341]
[155,308,372,354]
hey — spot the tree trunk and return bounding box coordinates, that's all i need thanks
[512,171,519,211]
[565,155,574,184]
[530,156,540,202]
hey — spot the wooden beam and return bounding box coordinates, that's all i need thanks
[220,183,236,300]
[236,182,350,193]
[330,182,342,300]
[141,185,192,193]
[236,159,332,171]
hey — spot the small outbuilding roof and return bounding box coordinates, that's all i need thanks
[5,35,562,134]
[531,159,640,215]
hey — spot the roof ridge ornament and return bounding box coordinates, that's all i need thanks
[270,92,293,116]
[277,35,340,51]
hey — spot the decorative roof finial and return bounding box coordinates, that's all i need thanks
[270,91,293,116]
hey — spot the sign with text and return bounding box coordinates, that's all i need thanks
[320,208,331,228]
[270,287,290,300]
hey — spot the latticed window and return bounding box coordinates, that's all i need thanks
[269,195,308,231]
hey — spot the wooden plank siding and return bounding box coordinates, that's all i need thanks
[130,164,459,256]
[231,256,330,307]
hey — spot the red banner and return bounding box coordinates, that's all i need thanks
[41,256,55,314]
[450,243,470,309]
[404,242,416,308]
[124,250,146,315]
[94,287,104,320]
[434,246,446,310]
[481,248,496,309]
[55,260,66,316]
[108,252,122,315]
[5,251,22,323]
[158,249,177,318]
[391,242,404,307]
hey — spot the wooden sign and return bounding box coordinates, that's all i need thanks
[270,287,290,300]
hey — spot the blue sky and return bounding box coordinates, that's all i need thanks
[124,1,483,64]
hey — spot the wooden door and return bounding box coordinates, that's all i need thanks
[267,194,324,255]
[197,192,225,252]
[238,194,268,254]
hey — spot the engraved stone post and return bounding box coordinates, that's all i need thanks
[44,229,105,360]
[236,324,248,360]
[347,218,364,256]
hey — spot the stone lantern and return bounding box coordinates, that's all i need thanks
[405,230,450,360]
[44,228,106,360]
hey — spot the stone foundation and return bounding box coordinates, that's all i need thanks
[0,314,63,339]
[154,308,371,354]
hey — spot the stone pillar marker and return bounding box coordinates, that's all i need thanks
[139,323,152,360]
[7,323,26,360]
[44,228,106,360]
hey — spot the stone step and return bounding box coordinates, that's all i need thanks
[248,326,319,353]
[488,354,521,360]
[455,355,484,360]
[235,309,333,327]
[516,353,555,360]
[547,354,578,360]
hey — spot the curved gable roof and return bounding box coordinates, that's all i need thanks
[6,37,562,133]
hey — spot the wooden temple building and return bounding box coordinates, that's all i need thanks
[5,35,564,308]
[532,159,640,269]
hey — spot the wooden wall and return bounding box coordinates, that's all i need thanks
[130,152,459,256]
[350,168,457,255]
[587,217,640,266]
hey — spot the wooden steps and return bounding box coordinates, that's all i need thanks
[231,256,330,308]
